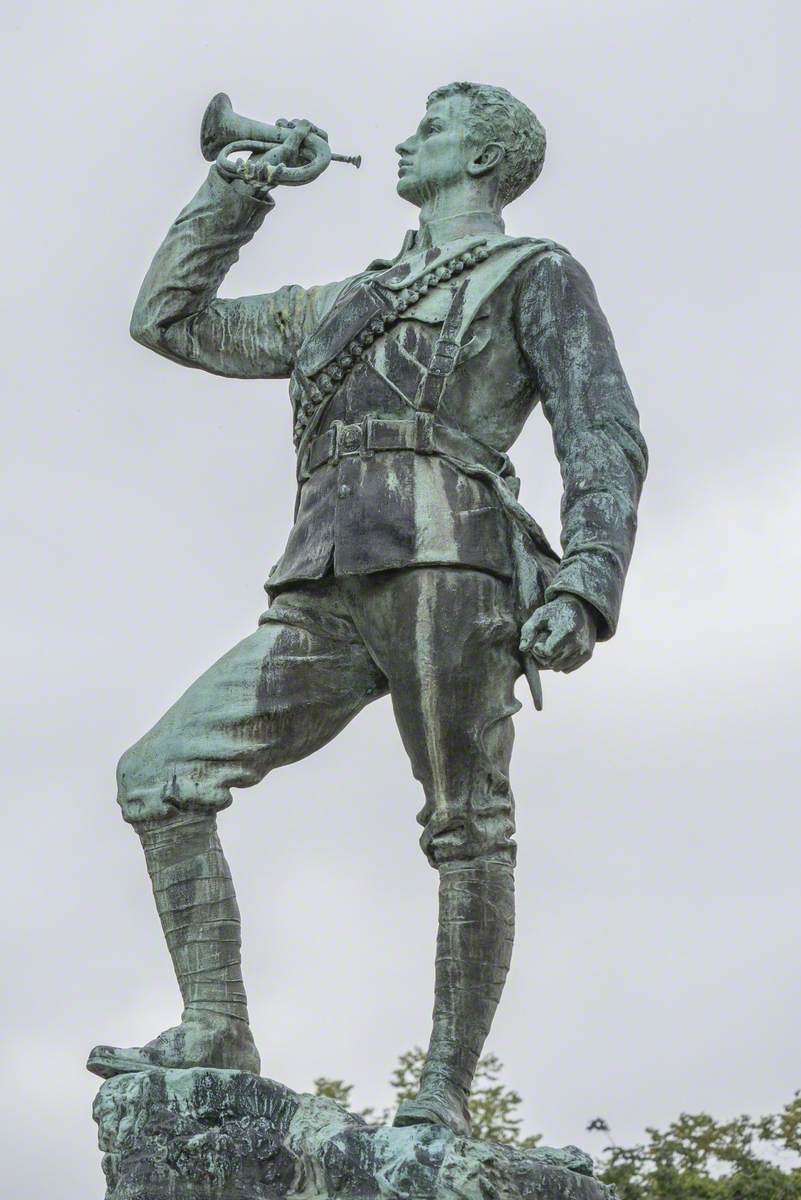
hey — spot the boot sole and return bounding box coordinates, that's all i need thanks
[87,1048,167,1079]
[87,1044,262,1079]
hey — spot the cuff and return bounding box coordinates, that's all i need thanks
[205,163,276,213]
[544,549,625,641]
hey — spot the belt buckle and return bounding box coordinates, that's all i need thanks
[340,423,362,455]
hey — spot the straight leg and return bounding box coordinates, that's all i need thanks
[342,567,521,1134]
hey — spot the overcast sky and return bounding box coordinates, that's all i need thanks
[2,1,800,1195]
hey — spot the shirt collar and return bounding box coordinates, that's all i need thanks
[416,211,505,249]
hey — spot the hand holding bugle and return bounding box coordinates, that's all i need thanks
[201,93,361,188]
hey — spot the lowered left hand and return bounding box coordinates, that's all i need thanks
[519,595,597,673]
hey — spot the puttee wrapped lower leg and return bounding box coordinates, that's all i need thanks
[87,811,260,1077]
[140,812,249,1023]
[396,857,515,1134]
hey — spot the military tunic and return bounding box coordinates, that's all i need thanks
[131,168,647,639]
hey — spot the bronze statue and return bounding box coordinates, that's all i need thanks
[88,83,647,1139]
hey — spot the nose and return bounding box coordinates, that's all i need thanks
[395,134,415,156]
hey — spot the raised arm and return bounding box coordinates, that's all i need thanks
[515,249,648,665]
[130,167,344,379]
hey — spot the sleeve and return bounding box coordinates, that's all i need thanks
[514,249,648,639]
[130,167,345,379]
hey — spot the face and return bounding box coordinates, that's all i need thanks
[395,95,478,206]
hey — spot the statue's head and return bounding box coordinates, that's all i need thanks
[396,82,546,211]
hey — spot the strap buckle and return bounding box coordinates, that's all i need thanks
[429,337,461,377]
[329,420,344,465]
[414,411,435,454]
[360,415,375,459]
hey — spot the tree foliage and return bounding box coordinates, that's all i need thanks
[312,1077,355,1108]
[590,1093,801,1198]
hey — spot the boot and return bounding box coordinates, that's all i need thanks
[394,858,515,1136]
[87,812,260,1078]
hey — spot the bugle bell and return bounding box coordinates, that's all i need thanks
[200,93,361,187]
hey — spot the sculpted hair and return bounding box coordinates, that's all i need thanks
[427,82,546,206]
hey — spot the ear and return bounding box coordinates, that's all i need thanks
[467,142,505,178]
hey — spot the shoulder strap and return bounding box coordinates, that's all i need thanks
[417,239,562,415]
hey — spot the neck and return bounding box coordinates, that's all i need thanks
[418,207,505,247]
[417,184,504,246]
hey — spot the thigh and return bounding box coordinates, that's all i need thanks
[343,568,522,865]
[117,592,386,824]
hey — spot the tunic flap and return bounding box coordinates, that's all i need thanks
[296,279,389,378]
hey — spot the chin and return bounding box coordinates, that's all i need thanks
[396,176,422,206]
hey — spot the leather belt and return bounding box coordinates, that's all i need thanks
[303,414,511,479]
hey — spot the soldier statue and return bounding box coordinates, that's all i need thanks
[88,82,647,1137]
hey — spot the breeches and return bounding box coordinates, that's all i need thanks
[117,567,522,867]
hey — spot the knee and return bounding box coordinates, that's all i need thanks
[116,729,234,826]
[116,739,141,799]
[116,735,165,825]
[116,731,184,825]
[419,807,517,870]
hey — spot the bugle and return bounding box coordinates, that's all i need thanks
[200,93,361,187]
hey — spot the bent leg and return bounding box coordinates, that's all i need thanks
[117,596,386,825]
[88,809,263,1078]
[90,590,385,1078]
[345,567,521,1134]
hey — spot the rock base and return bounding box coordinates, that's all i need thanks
[93,1069,612,1199]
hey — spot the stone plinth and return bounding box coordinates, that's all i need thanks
[93,1069,612,1200]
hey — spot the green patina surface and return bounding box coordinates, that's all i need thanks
[89,81,646,1180]
[94,1068,614,1200]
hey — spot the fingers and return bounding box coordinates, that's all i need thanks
[532,645,590,673]
[520,616,564,665]
[519,611,550,654]
[277,117,329,140]
[532,630,561,665]
[521,623,591,673]
[520,596,597,674]
[296,119,328,140]
[549,642,592,673]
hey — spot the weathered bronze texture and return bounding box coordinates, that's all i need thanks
[89,81,647,1159]
[93,1070,614,1199]
[201,93,361,187]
